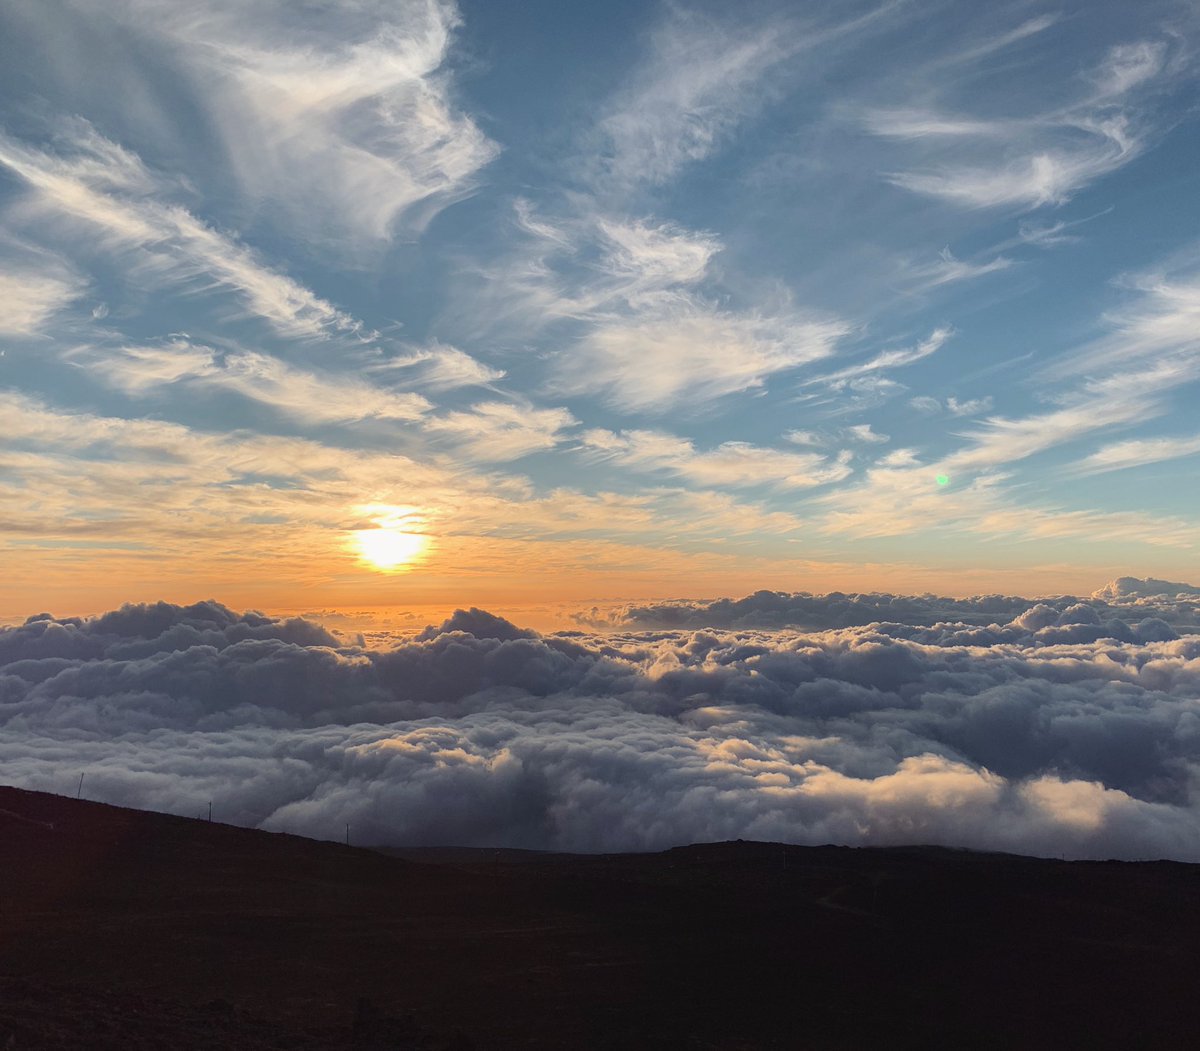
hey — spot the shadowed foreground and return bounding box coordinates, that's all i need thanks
[2,786,1199,1049]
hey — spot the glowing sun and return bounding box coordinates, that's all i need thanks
[353,528,427,572]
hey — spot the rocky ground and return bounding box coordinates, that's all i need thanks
[3,785,1199,1048]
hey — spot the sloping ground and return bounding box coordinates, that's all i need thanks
[2,787,1200,1049]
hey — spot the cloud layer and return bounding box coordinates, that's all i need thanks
[596,579,1200,636]
[4,588,1199,860]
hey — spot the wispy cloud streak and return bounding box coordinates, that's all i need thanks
[0,126,358,338]
[866,34,1175,210]
[27,0,498,247]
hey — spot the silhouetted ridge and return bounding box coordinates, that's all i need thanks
[4,786,1200,1049]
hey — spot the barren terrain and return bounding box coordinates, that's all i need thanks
[3,786,1199,1048]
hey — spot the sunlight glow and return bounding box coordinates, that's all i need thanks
[353,528,427,572]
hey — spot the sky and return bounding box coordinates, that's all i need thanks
[2,0,1200,618]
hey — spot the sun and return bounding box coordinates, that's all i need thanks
[353,527,427,572]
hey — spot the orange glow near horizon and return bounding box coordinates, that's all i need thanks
[3,536,1188,630]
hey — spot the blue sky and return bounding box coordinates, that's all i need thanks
[1,0,1198,614]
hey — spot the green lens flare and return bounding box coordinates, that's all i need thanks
[935,474,950,486]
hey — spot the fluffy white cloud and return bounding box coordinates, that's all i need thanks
[4,590,1199,859]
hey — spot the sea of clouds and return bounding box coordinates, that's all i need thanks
[3,578,1200,860]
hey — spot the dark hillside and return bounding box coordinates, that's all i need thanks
[3,786,1200,1048]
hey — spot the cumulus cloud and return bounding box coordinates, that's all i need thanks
[4,589,1200,860]
[1094,576,1200,601]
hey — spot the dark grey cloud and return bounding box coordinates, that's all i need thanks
[3,592,1199,860]
[583,578,1200,639]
